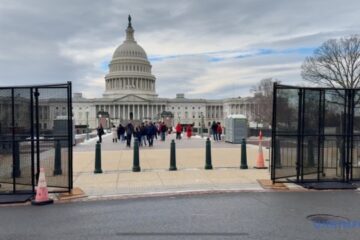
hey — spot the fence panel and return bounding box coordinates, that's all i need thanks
[0,83,72,194]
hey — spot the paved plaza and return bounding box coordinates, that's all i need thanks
[69,133,281,199]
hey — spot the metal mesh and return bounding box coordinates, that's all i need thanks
[0,83,72,194]
[272,84,360,182]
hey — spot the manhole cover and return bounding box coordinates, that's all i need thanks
[307,214,349,224]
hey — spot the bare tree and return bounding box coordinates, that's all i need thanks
[301,35,360,89]
[251,78,278,127]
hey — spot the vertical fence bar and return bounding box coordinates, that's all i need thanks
[271,82,277,182]
[300,90,306,182]
[317,90,323,181]
[34,88,40,182]
[11,88,15,193]
[341,90,347,181]
[349,89,355,181]
[68,81,73,191]
[296,89,303,183]
[30,87,35,192]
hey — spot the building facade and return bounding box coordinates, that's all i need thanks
[73,16,259,130]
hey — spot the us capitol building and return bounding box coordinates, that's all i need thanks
[73,16,259,130]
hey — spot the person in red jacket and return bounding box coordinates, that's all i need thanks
[186,124,192,139]
[217,122,223,141]
[175,123,182,140]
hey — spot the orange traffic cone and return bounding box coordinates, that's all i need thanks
[254,130,267,169]
[31,168,54,205]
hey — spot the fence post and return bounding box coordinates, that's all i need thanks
[94,141,103,174]
[240,138,248,169]
[53,140,62,175]
[205,138,213,169]
[132,139,141,172]
[13,141,21,178]
[169,140,177,171]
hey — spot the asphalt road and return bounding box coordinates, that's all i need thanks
[1,191,359,240]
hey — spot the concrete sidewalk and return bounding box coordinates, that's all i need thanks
[67,134,280,199]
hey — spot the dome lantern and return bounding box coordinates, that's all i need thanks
[126,14,135,42]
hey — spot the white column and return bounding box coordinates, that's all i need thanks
[137,104,140,120]
[125,105,128,119]
[132,104,134,119]
[121,105,124,119]
[142,104,145,119]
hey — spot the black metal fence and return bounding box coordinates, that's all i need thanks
[0,82,73,194]
[271,83,360,183]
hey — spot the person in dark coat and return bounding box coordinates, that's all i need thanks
[140,123,147,146]
[160,122,167,141]
[117,124,125,142]
[146,122,157,147]
[125,122,134,147]
[211,121,218,141]
[97,124,104,143]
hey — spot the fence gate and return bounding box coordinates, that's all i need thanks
[271,83,360,183]
[0,82,73,194]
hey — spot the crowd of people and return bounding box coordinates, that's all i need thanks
[96,120,223,147]
[97,121,194,148]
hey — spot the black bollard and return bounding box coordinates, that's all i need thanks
[94,141,103,174]
[240,138,248,169]
[205,138,213,170]
[53,140,62,175]
[12,141,21,178]
[169,140,177,171]
[132,139,141,172]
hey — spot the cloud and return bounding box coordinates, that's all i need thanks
[0,0,359,99]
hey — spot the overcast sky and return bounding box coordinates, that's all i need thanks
[0,0,359,99]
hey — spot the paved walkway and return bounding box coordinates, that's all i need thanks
[71,133,277,198]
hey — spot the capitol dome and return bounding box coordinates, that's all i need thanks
[112,40,147,59]
[103,15,157,99]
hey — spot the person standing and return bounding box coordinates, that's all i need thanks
[217,122,222,141]
[146,122,156,147]
[125,122,134,147]
[175,123,182,140]
[186,124,192,139]
[111,124,117,143]
[117,124,125,142]
[97,124,104,143]
[140,123,147,146]
[160,122,167,141]
[211,121,218,141]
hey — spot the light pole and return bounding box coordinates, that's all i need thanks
[86,110,89,140]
